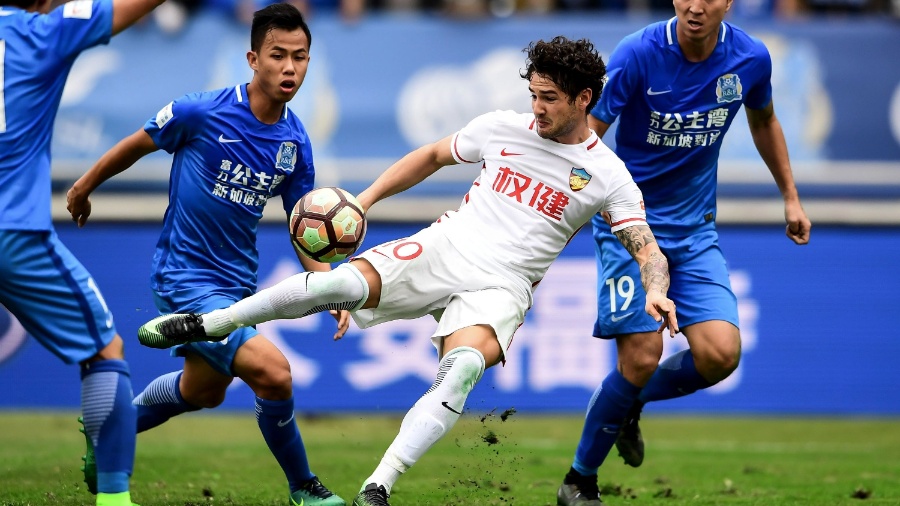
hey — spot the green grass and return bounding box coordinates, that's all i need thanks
[1,412,898,505]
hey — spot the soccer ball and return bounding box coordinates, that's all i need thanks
[290,187,367,263]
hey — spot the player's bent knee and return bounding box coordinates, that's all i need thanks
[442,346,486,391]
[696,346,741,383]
[85,335,126,363]
[245,367,293,400]
[623,355,660,384]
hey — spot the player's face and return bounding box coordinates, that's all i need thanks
[673,0,733,43]
[529,74,589,144]
[247,28,310,103]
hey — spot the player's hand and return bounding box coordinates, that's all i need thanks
[329,309,351,340]
[66,186,92,228]
[645,291,679,336]
[784,200,811,245]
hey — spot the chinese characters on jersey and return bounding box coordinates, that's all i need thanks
[213,159,284,207]
[646,107,731,148]
[492,166,570,220]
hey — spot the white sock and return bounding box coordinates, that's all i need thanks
[201,263,368,336]
[363,346,486,494]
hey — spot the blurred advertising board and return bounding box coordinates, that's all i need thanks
[51,13,900,199]
[1,222,897,415]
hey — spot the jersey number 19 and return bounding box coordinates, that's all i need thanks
[605,275,635,313]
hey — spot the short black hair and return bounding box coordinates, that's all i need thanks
[521,36,607,112]
[0,0,39,8]
[250,3,312,53]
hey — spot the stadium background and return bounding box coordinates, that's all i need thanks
[1,10,898,416]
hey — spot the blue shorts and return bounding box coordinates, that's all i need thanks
[0,230,117,364]
[592,221,739,338]
[152,286,259,377]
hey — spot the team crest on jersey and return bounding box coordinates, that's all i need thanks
[716,74,743,104]
[275,142,297,173]
[569,168,592,191]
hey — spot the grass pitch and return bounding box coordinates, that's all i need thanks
[1,411,898,505]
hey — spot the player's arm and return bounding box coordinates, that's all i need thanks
[356,135,457,212]
[111,0,168,36]
[67,128,159,227]
[746,101,811,245]
[613,224,679,335]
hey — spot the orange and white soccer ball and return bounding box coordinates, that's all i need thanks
[290,187,367,263]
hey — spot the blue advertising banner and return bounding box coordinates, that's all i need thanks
[0,222,897,415]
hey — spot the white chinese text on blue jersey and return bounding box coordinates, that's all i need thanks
[145,84,315,293]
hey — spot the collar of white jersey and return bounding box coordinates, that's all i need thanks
[665,16,727,45]
[233,83,289,120]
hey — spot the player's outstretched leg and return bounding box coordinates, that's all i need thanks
[290,477,346,506]
[352,483,389,506]
[615,401,645,467]
[78,416,97,494]
[205,264,368,336]
[137,314,207,349]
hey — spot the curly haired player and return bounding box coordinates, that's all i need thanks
[139,36,679,506]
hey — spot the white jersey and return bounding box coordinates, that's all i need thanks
[440,110,646,289]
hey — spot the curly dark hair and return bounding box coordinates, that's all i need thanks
[251,3,312,53]
[521,36,607,112]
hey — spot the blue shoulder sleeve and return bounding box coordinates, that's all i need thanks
[37,0,113,61]
[143,93,208,154]
[744,40,773,110]
[591,35,641,125]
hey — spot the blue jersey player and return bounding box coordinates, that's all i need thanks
[0,0,176,504]
[558,0,811,504]
[66,5,346,505]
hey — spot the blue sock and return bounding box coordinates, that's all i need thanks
[638,350,714,403]
[133,371,200,432]
[256,396,313,492]
[572,369,641,476]
[80,359,136,494]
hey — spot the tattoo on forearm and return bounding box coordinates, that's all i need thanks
[640,250,670,295]
[613,224,657,258]
[614,225,669,294]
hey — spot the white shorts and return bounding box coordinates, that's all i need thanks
[351,224,530,358]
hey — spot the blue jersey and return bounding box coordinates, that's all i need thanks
[592,18,772,234]
[145,84,315,295]
[0,0,113,230]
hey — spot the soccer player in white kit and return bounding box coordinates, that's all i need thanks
[139,36,680,506]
